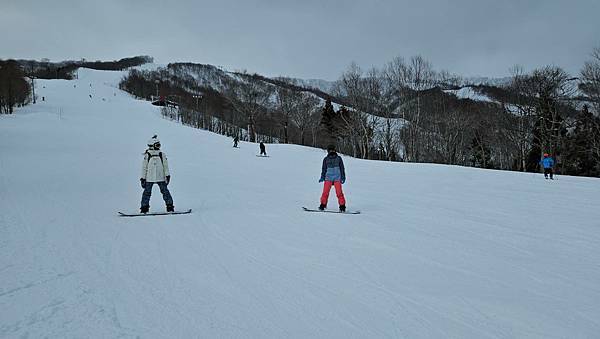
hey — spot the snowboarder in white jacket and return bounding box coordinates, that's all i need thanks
[140,135,174,213]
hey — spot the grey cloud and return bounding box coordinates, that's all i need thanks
[1,0,598,80]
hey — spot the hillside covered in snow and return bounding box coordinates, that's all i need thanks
[1,69,600,338]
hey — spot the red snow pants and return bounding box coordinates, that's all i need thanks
[320,181,346,206]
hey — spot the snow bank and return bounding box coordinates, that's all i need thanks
[444,86,494,102]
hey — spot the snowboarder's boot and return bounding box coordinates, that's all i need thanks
[339,205,346,212]
[166,204,175,212]
[318,204,326,211]
[140,205,150,214]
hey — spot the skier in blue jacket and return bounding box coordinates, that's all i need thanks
[539,153,555,179]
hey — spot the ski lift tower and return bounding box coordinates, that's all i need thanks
[193,94,202,111]
[192,94,204,128]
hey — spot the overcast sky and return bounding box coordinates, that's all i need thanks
[1,0,599,80]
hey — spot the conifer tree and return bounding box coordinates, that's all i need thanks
[319,99,338,144]
[563,105,600,176]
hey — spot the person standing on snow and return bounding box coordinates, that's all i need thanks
[540,153,555,180]
[140,135,174,213]
[259,142,267,156]
[318,144,347,212]
[233,136,239,148]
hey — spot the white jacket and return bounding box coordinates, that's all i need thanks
[141,149,170,182]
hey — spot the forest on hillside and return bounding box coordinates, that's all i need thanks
[119,49,600,177]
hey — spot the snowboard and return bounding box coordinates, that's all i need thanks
[302,207,360,214]
[118,209,192,217]
[256,155,270,157]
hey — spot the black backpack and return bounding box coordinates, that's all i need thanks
[145,151,163,165]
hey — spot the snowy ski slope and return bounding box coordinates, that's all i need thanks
[1,69,600,338]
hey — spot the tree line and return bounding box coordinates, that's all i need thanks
[0,60,31,114]
[323,51,600,176]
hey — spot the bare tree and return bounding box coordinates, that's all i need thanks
[385,55,438,162]
[223,75,273,142]
[291,93,321,145]
[509,66,575,171]
[581,47,600,113]
[359,67,387,159]
[333,63,363,157]
[503,65,537,171]
[274,87,295,143]
[531,67,575,160]
[379,81,401,161]
[435,104,471,165]
[581,48,600,171]
[333,64,383,158]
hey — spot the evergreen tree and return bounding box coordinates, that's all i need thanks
[319,99,338,144]
[0,60,31,114]
[563,105,600,176]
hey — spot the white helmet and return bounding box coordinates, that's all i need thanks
[147,135,160,148]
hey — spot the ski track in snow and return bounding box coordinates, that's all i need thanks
[1,69,600,338]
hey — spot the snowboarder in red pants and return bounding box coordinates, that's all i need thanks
[319,145,346,212]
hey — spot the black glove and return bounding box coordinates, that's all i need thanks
[166,175,171,185]
[140,178,146,188]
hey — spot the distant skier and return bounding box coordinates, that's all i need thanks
[540,153,555,180]
[140,135,174,213]
[259,142,267,156]
[318,145,346,212]
[233,136,239,148]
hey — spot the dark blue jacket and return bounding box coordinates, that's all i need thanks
[320,152,345,183]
